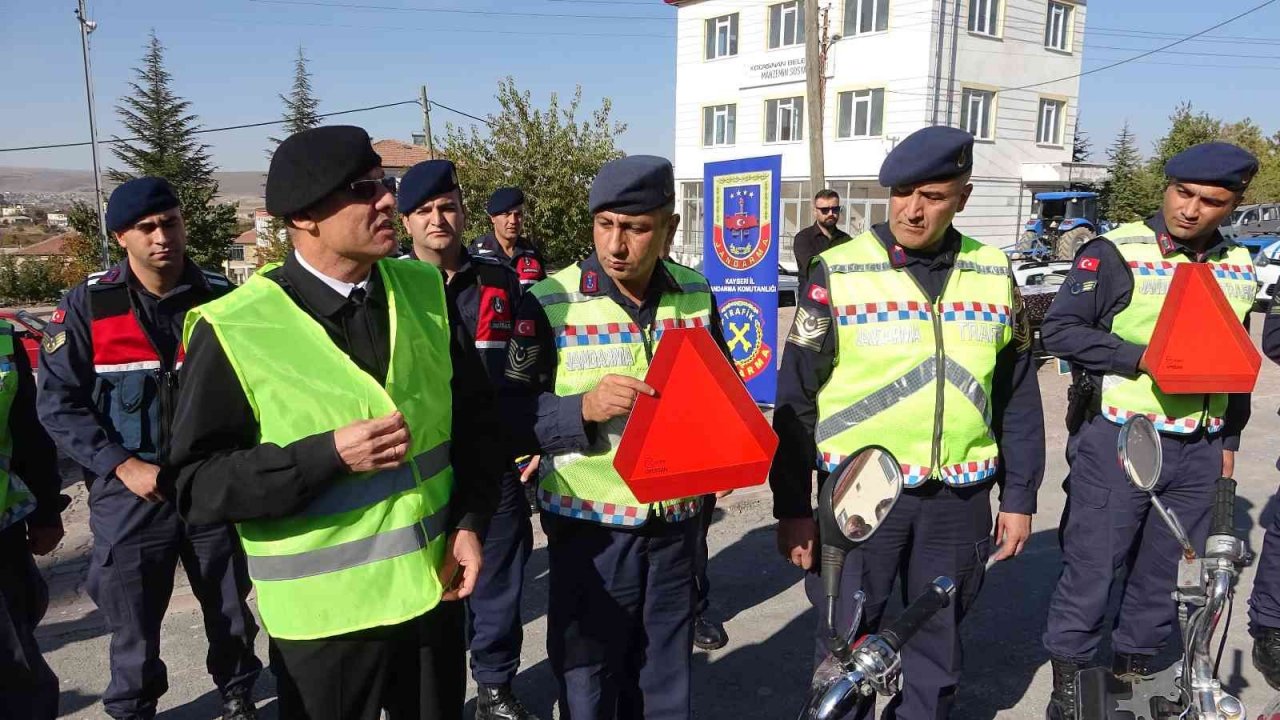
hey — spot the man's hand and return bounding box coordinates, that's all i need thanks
[777,516,817,571]
[115,457,164,502]
[27,520,64,556]
[991,512,1032,562]
[581,375,656,423]
[334,412,410,473]
[519,455,541,485]
[439,529,483,601]
[1223,450,1235,479]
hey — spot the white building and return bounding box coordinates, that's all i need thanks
[46,212,69,229]
[667,0,1103,268]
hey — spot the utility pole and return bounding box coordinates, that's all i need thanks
[804,0,825,195]
[419,85,435,156]
[76,0,110,270]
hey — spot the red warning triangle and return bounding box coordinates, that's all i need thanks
[614,327,778,503]
[1144,263,1260,394]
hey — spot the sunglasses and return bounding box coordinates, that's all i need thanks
[346,176,398,201]
[816,206,841,215]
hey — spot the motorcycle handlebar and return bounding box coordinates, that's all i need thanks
[1210,477,1237,538]
[880,577,957,654]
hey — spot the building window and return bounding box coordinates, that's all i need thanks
[702,104,737,147]
[766,97,805,143]
[836,88,885,138]
[1045,1,1072,51]
[769,1,806,49]
[1037,99,1064,145]
[968,0,999,36]
[960,88,994,140]
[680,181,704,254]
[844,0,889,37]
[705,13,739,60]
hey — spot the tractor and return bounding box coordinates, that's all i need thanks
[1017,191,1102,260]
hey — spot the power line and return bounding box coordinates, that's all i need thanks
[246,0,671,21]
[429,100,491,127]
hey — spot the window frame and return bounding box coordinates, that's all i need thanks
[967,0,1001,38]
[1044,1,1073,52]
[764,96,806,144]
[1036,97,1065,146]
[768,1,806,50]
[835,87,886,139]
[702,103,738,147]
[843,0,890,38]
[959,86,996,141]
[704,13,740,60]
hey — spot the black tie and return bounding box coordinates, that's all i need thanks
[348,287,367,306]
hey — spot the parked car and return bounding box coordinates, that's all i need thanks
[1253,238,1280,311]
[0,309,48,369]
[1011,259,1070,359]
[1233,203,1280,236]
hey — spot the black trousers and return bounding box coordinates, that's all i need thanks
[0,523,58,720]
[270,599,467,720]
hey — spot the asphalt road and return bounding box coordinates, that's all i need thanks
[33,309,1280,718]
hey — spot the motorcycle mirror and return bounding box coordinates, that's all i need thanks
[820,448,903,550]
[1118,415,1162,492]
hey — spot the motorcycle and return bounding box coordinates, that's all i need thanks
[1076,415,1251,720]
[798,447,958,720]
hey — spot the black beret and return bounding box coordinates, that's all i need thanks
[397,160,459,214]
[105,176,179,233]
[486,187,525,215]
[589,155,675,215]
[878,126,975,188]
[266,125,382,217]
[1165,142,1259,191]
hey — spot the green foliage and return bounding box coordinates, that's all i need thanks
[0,255,68,303]
[1149,102,1221,172]
[1100,122,1161,223]
[66,200,121,273]
[269,46,321,150]
[438,77,627,267]
[107,31,236,270]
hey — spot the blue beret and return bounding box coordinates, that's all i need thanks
[397,160,459,214]
[589,155,675,215]
[1165,142,1259,191]
[878,126,974,188]
[487,187,525,215]
[266,125,382,217]
[106,177,180,233]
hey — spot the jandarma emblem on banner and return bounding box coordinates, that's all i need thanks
[712,172,773,271]
[721,298,773,380]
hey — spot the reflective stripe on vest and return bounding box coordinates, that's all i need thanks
[530,262,712,527]
[186,258,455,641]
[814,231,1013,488]
[1099,223,1255,435]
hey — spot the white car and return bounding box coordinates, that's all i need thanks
[1254,239,1280,309]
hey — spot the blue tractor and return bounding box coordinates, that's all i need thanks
[1017,191,1103,260]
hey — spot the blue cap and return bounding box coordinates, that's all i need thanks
[486,187,525,215]
[106,177,180,233]
[878,126,975,188]
[396,160,459,214]
[1165,142,1259,191]
[589,155,675,215]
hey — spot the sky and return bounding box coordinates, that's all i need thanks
[1,0,1279,173]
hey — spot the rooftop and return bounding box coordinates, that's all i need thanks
[373,139,436,170]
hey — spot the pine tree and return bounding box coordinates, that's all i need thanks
[260,46,323,265]
[1100,122,1161,223]
[108,31,235,269]
[1071,121,1091,163]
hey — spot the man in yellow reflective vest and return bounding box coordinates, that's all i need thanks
[503,155,730,719]
[165,125,503,720]
[771,126,1046,720]
[1041,142,1259,719]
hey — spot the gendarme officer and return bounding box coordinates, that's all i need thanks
[771,126,1045,720]
[397,160,538,720]
[1041,142,1258,719]
[37,177,262,720]
[470,187,547,289]
[504,155,729,719]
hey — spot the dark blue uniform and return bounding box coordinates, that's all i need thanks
[1249,298,1280,636]
[407,247,535,689]
[1041,214,1249,664]
[36,260,261,719]
[503,254,730,720]
[470,233,547,291]
[771,223,1046,720]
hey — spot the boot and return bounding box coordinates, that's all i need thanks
[1111,652,1154,680]
[475,684,540,720]
[1046,657,1080,720]
[221,687,258,720]
[693,614,729,651]
[1253,627,1280,691]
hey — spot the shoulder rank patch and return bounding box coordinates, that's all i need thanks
[1012,289,1032,352]
[504,342,541,384]
[787,306,830,353]
[42,331,67,354]
[1071,280,1097,295]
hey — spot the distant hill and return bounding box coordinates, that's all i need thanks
[0,166,267,207]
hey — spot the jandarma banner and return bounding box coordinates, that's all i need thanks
[702,155,782,405]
